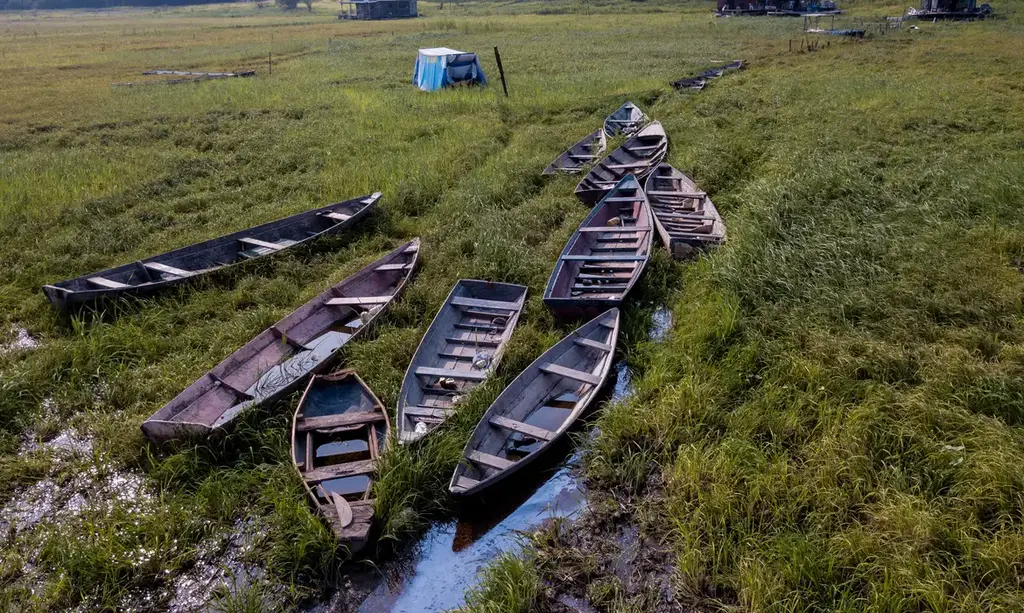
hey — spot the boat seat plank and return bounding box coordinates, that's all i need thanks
[445,336,501,347]
[87,276,130,289]
[577,227,642,234]
[454,322,504,332]
[415,367,488,381]
[320,211,352,222]
[601,197,643,203]
[451,475,481,492]
[468,450,515,471]
[575,273,631,281]
[375,263,410,272]
[624,144,664,152]
[404,406,455,419]
[326,296,392,307]
[303,459,376,483]
[239,237,287,251]
[297,411,385,432]
[568,154,599,160]
[604,162,655,171]
[490,416,556,441]
[571,284,629,292]
[574,337,614,352]
[647,190,706,198]
[450,296,521,312]
[143,262,193,277]
[561,254,645,262]
[539,362,602,386]
[438,350,474,360]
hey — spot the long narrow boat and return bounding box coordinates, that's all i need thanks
[397,280,528,445]
[644,163,726,259]
[141,239,420,443]
[291,369,388,553]
[575,122,668,206]
[43,193,381,311]
[450,309,619,496]
[603,102,649,137]
[546,175,653,320]
[542,130,608,176]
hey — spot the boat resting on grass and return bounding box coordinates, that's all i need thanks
[292,369,388,553]
[546,175,653,320]
[603,102,649,137]
[397,280,528,445]
[542,130,608,175]
[450,308,619,496]
[645,163,726,259]
[43,193,381,312]
[575,121,668,206]
[141,239,420,443]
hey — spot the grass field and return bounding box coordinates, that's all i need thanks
[1,0,1024,611]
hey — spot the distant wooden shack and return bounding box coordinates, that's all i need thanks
[717,0,840,16]
[338,0,417,20]
[910,0,992,19]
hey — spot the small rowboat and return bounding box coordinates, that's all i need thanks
[397,280,528,445]
[603,102,649,137]
[545,175,653,320]
[43,193,381,312]
[575,122,668,206]
[141,239,420,443]
[542,130,608,175]
[292,369,388,553]
[672,60,744,91]
[645,164,726,259]
[450,309,619,496]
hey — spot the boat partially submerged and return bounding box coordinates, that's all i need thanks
[645,163,726,259]
[603,102,649,137]
[292,370,388,553]
[43,193,381,312]
[542,130,608,175]
[450,309,619,496]
[546,175,653,320]
[141,239,420,443]
[397,280,528,445]
[575,122,668,206]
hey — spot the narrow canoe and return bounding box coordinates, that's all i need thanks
[292,369,388,553]
[545,175,653,320]
[603,102,649,137]
[450,308,620,496]
[43,193,381,312]
[141,238,420,443]
[672,60,744,90]
[542,130,608,176]
[575,122,668,206]
[644,163,726,259]
[397,280,528,445]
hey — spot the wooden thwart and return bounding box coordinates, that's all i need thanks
[297,411,385,432]
[304,459,376,483]
[326,295,392,307]
[489,415,556,441]
[239,237,285,251]
[451,296,520,312]
[405,406,455,419]
[321,212,352,222]
[143,261,193,277]
[87,276,129,289]
[539,362,602,386]
[468,450,515,470]
[415,366,488,381]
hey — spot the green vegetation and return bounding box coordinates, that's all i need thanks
[1,0,1023,611]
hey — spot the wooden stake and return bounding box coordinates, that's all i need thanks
[493,46,508,97]
[268,52,272,76]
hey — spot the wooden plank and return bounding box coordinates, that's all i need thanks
[320,212,352,222]
[445,335,501,347]
[303,459,376,483]
[574,337,613,352]
[572,283,629,292]
[602,197,643,203]
[415,367,488,381]
[239,237,285,251]
[326,295,392,307]
[297,411,385,432]
[454,322,504,332]
[489,415,556,441]
[375,263,410,272]
[603,162,654,171]
[577,227,641,234]
[450,296,521,312]
[468,450,515,471]
[561,254,645,262]
[87,276,130,289]
[647,190,706,198]
[404,406,455,419]
[539,362,602,386]
[143,261,193,277]
[575,272,632,281]
[451,475,481,491]
[568,154,598,160]
[438,350,473,360]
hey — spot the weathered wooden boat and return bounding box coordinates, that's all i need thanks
[450,309,619,496]
[603,102,649,137]
[546,175,653,320]
[141,239,420,443]
[574,121,668,206]
[291,369,388,553]
[672,76,706,91]
[673,60,744,91]
[43,193,381,311]
[397,280,528,445]
[542,130,608,176]
[645,164,726,259]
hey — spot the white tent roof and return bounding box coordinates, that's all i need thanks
[417,47,467,57]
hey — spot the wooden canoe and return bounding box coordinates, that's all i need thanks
[603,102,649,137]
[43,193,381,312]
[672,60,744,90]
[542,129,608,176]
[450,308,620,496]
[575,121,668,206]
[141,239,420,443]
[397,280,528,445]
[545,175,653,320]
[644,163,726,259]
[291,369,388,553]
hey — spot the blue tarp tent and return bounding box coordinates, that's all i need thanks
[412,48,487,91]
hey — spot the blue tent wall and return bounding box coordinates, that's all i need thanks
[413,48,487,91]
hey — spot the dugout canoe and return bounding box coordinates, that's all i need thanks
[542,130,608,175]
[603,102,649,137]
[141,239,420,443]
[43,193,381,312]
[292,369,388,553]
[574,121,668,206]
[450,308,619,496]
[545,175,653,320]
[397,280,528,445]
[645,163,726,259]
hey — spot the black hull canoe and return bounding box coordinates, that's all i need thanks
[397,280,528,445]
[603,102,649,137]
[292,369,389,553]
[645,163,726,259]
[575,122,668,206]
[542,129,608,176]
[450,309,619,496]
[546,175,653,320]
[43,193,381,311]
[141,239,420,443]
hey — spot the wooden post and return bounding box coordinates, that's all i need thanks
[269,52,272,75]
[493,46,508,97]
